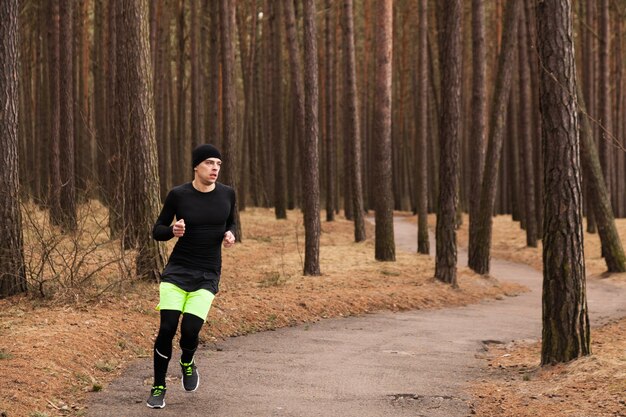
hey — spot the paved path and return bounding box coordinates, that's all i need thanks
[88,218,626,417]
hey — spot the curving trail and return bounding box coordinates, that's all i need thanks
[88,218,626,417]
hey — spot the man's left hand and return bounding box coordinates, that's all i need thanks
[223,231,235,248]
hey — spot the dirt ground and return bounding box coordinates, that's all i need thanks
[1,205,624,417]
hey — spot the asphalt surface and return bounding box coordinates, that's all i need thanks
[87,218,626,417]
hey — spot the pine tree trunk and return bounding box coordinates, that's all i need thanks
[176,0,188,185]
[468,0,487,257]
[269,2,286,219]
[59,0,77,231]
[518,4,537,247]
[435,0,463,283]
[577,85,626,272]
[190,0,204,149]
[525,0,544,236]
[342,0,366,242]
[302,0,322,275]
[283,0,306,211]
[48,0,63,227]
[598,0,611,200]
[35,4,49,205]
[0,0,27,298]
[583,0,597,233]
[372,0,395,262]
[325,0,335,222]
[208,0,220,147]
[415,0,429,254]
[117,0,166,280]
[94,0,107,201]
[467,0,520,275]
[220,0,242,240]
[537,0,590,365]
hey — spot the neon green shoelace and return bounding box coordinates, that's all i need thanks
[182,363,193,376]
[152,386,165,396]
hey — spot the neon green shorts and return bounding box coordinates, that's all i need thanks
[157,282,215,321]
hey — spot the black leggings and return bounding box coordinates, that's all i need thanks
[153,310,204,387]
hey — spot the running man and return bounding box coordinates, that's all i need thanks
[147,144,236,409]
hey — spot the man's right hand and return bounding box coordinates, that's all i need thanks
[173,219,185,237]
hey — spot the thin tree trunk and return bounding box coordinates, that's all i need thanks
[270,1,286,219]
[525,0,543,236]
[325,0,335,222]
[373,0,395,262]
[59,0,77,231]
[598,0,612,199]
[467,0,521,275]
[518,3,537,247]
[176,0,188,184]
[468,0,487,257]
[342,0,366,242]
[220,0,242,240]
[435,0,463,284]
[583,0,597,233]
[415,0,429,254]
[283,0,306,211]
[190,0,204,149]
[537,0,590,366]
[302,0,321,275]
[0,0,27,298]
[577,84,626,272]
[208,0,220,146]
[49,0,63,227]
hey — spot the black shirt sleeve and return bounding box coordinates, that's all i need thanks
[153,190,176,241]
[225,187,237,235]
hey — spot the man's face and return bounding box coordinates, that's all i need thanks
[195,157,222,184]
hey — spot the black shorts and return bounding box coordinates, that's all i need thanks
[159,262,220,295]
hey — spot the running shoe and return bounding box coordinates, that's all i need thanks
[146,385,166,409]
[180,359,200,392]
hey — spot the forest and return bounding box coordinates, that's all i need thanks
[1,0,626,416]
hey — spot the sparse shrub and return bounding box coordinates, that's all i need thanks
[20,199,134,300]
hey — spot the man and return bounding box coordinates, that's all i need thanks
[147,144,236,409]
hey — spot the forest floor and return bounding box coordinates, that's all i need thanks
[453,214,626,417]
[0,203,624,416]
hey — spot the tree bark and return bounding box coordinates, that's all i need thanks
[220,0,242,240]
[537,0,590,365]
[117,0,167,280]
[283,0,306,212]
[59,0,77,231]
[269,1,286,219]
[48,0,63,227]
[0,0,27,298]
[342,0,366,242]
[577,84,626,272]
[435,0,463,284]
[208,0,220,146]
[302,0,321,275]
[518,3,537,247]
[468,0,487,257]
[324,0,335,222]
[373,0,395,262]
[598,0,612,201]
[415,0,429,254]
[190,0,204,149]
[467,0,520,275]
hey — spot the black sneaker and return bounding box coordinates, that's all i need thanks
[180,359,200,392]
[146,385,166,408]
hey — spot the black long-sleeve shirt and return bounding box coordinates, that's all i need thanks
[153,182,236,279]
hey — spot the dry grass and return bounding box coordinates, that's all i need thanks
[0,204,523,417]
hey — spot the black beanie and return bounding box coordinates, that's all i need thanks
[192,144,222,168]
